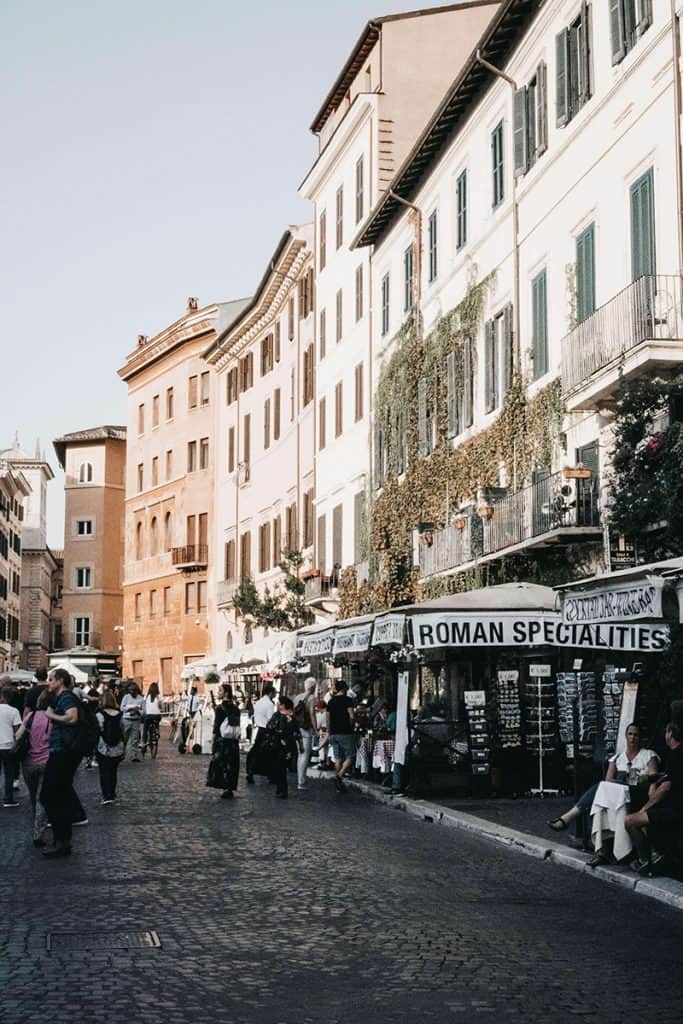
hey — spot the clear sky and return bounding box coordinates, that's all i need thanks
[1,0,445,547]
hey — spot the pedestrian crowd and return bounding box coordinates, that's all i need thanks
[0,669,164,858]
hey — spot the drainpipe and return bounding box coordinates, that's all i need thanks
[388,189,422,309]
[670,1,683,275]
[475,50,521,366]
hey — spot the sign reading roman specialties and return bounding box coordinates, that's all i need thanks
[332,623,372,656]
[562,578,665,625]
[411,612,670,652]
[371,613,405,646]
[298,629,335,658]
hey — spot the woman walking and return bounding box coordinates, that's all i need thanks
[16,689,52,847]
[265,696,302,799]
[96,690,124,804]
[207,685,241,799]
[142,682,162,754]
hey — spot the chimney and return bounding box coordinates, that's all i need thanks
[137,334,147,347]
[187,297,199,312]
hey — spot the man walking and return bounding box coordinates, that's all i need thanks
[327,680,356,793]
[246,684,277,784]
[40,668,81,858]
[120,682,145,762]
[293,677,317,791]
[0,686,22,808]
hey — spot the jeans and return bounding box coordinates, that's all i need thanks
[270,757,288,796]
[122,719,142,760]
[0,748,17,802]
[22,762,49,838]
[40,751,82,844]
[297,730,313,786]
[576,782,600,813]
[97,753,123,801]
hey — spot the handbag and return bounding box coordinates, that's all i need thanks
[14,712,35,762]
[219,718,241,740]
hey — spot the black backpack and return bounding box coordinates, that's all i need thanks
[100,710,123,748]
[62,700,101,758]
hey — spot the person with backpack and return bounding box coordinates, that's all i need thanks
[15,688,52,845]
[40,668,83,858]
[96,690,125,804]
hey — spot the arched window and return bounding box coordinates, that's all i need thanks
[150,516,159,556]
[225,631,233,650]
[164,510,173,552]
[135,521,143,561]
[244,623,253,645]
[78,462,93,484]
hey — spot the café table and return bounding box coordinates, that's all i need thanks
[590,780,632,860]
[372,738,395,773]
[356,734,372,774]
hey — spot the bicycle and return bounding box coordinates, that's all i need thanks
[142,718,161,759]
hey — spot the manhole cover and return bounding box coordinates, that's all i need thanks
[46,930,161,952]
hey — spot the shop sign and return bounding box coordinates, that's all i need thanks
[297,629,335,658]
[371,613,405,646]
[411,612,670,652]
[464,690,486,707]
[333,623,372,655]
[529,664,552,677]
[497,671,519,683]
[562,578,665,625]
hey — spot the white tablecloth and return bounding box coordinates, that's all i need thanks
[372,739,395,773]
[590,780,632,860]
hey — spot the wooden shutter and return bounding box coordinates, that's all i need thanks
[319,397,326,450]
[579,1,591,105]
[228,427,235,472]
[317,514,326,573]
[273,388,281,440]
[264,398,271,449]
[636,0,652,36]
[335,380,343,436]
[532,275,548,379]
[576,224,595,323]
[264,522,271,570]
[418,378,428,456]
[502,303,514,394]
[355,363,363,421]
[484,319,496,413]
[243,413,251,472]
[446,351,457,438]
[463,337,473,429]
[513,88,528,177]
[556,29,570,127]
[319,210,326,270]
[273,515,281,565]
[610,0,626,63]
[188,375,197,408]
[354,490,364,563]
[536,62,548,156]
[319,308,326,359]
[274,322,281,363]
[374,418,383,488]
[288,297,294,340]
[631,169,655,281]
[225,539,235,579]
[332,504,343,568]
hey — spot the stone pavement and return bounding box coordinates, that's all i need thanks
[2,742,683,1024]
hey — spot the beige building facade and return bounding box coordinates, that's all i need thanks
[118,297,248,693]
[53,426,126,656]
[0,460,31,671]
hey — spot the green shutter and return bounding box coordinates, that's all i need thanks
[446,351,457,437]
[418,378,428,456]
[576,223,595,323]
[610,0,626,64]
[556,29,570,127]
[532,272,548,380]
[513,88,528,177]
[631,169,655,280]
[502,303,514,394]
[536,62,548,156]
[579,0,591,105]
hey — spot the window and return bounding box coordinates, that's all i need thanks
[228,427,235,473]
[75,616,90,646]
[456,171,468,251]
[272,515,281,565]
[199,437,209,470]
[164,510,173,551]
[484,305,514,412]
[243,414,251,481]
[335,289,343,342]
[186,514,196,547]
[303,344,314,406]
[166,386,174,420]
[188,375,198,409]
[417,379,434,458]
[150,589,158,618]
[513,64,548,178]
[336,185,344,248]
[273,388,281,441]
[403,246,414,312]
[332,504,343,571]
[428,210,438,283]
[137,403,145,435]
[75,566,91,589]
[445,341,474,439]
[200,371,210,406]
[185,581,196,614]
[187,441,197,473]
[151,394,160,428]
[274,321,281,363]
[611,0,651,65]
[298,269,314,319]
[556,2,591,128]
[264,398,271,450]
[261,334,274,376]
[380,273,390,337]
[244,622,253,645]
[79,462,93,484]
[319,308,326,359]
[151,456,159,487]
[491,121,504,208]
[150,516,159,555]
[239,531,251,577]
[354,363,363,422]
[163,586,171,615]
[288,296,295,340]
[355,156,364,223]
[355,265,363,321]
[319,397,326,450]
[135,593,142,620]
[319,209,327,271]
[303,490,314,548]
[76,519,93,536]
[317,513,326,573]
[285,503,298,551]
[290,368,295,421]
[239,352,254,392]
[576,223,596,323]
[227,367,239,404]
[334,381,343,437]
[137,463,143,492]
[135,521,143,560]
[258,522,271,573]
[224,539,236,579]
[531,270,548,380]
[165,450,173,480]
[198,580,207,612]
[630,168,655,281]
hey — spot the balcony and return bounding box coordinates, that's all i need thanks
[418,471,601,579]
[216,577,240,609]
[562,275,683,410]
[303,572,339,616]
[171,544,208,571]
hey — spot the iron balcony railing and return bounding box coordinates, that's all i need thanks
[562,274,683,393]
[304,574,333,603]
[419,522,472,578]
[216,577,240,607]
[171,544,209,567]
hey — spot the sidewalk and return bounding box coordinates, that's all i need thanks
[309,770,683,912]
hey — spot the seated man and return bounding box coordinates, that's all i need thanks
[625,722,683,873]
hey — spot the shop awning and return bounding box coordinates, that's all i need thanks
[332,615,375,656]
[402,582,559,614]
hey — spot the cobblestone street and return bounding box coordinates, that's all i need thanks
[2,742,683,1024]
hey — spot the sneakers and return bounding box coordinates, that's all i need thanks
[3,800,19,808]
[101,799,115,806]
[72,817,89,827]
[297,784,307,791]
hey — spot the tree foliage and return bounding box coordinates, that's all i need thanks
[232,550,314,632]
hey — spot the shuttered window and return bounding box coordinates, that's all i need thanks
[272,515,281,566]
[502,303,514,398]
[381,273,390,336]
[418,378,431,457]
[531,271,548,380]
[355,156,364,223]
[227,368,238,404]
[513,62,547,178]
[463,337,474,429]
[576,223,596,323]
[403,246,414,312]
[336,289,343,342]
[243,414,251,481]
[610,0,651,66]
[353,490,364,563]
[188,376,198,409]
[332,504,343,570]
[428,209,438,283]
[335,185,344,248]
[228,427,235,473]
[446,351,458,438]
[319,209,327,271]
[319,308,326,359]
[630,168,655,281]
[354,363,363,422]
[317,514,326,573]
[240,531,252,578]
[456,171,467,251]
[288,296,295,340]
[484,319,498,413]
[303,344,314,406]
[556,1,591,128]
[355,265,363,321]
[491,121,504,208]
[273,388,281,441]
[374,419,384,489]
[319,396,326,450]
[224,539,235,580]
[263,398,271,450]
[259,522,271,573]
[274,321,281,363]
[303,490,314,548]
[334,380,343,437]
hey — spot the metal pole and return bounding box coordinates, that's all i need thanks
[537,675,544,795]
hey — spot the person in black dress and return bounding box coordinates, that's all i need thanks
[208,685,241,799]
[265,696,302,799]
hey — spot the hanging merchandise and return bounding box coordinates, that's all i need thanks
[464,690,490,776]
[602,670,625,756]
[557,672,597,755]
[525,665,558,796]
[495,670,522,749]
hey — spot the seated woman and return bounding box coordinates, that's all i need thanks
[547,723,658,833]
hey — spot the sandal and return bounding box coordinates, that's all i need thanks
[547,818,568,831]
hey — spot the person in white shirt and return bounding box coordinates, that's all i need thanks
[0,685,22,807]
[293,678,317,791]
[142,682,162,753]
[246,684,277,784]
[120,682,146,762]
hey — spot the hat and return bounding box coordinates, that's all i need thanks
[304,676,317,689]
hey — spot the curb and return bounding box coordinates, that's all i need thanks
[309,770,683,912]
